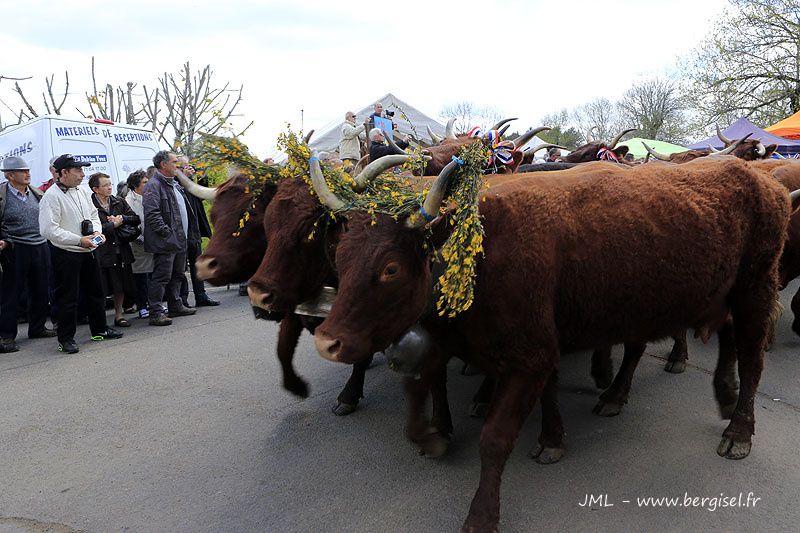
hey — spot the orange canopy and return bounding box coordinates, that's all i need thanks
[766,110,800,140]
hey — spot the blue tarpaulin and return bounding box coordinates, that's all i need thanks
[689,117,800,156]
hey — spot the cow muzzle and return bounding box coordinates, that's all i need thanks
[247,284,276,311]
[314,331,342,362]
[195,256,219,281]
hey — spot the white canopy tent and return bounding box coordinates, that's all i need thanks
[306,93,446,156]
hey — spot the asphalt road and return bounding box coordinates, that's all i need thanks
[1,282,799,533]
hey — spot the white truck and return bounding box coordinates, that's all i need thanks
[0,115,161,189]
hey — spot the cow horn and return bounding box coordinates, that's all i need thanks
[176,169,217,201]
[790,189,800,202]
[490,117,517,131]
[352,154,414,191]
[427,125,443,144]
[530,143,567,154]
[384,133,408,156]
[445,118,457,140]
[776,152,786,159]
[716,123,733,145]
[586,126,598,143]
[405,159,459,229]
[514,126,551,148]
[498,124,511,138]
[303,129,315,144]
[709,132,753,155]
[641,142,671,161]
[308,154,345,211]
[757,141,766,157]
[607,128,636,149]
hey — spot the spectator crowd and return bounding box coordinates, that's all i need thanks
[0,150,217,355]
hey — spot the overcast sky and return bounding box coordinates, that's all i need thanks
[1,0,731,158]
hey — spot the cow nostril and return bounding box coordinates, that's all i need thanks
[327,339,341,356]
[207,258,218,269]
[261,292,275,306]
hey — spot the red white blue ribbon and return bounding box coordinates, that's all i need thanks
[597,147,619,162]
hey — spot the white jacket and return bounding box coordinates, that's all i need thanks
[338,121,365,160]
[38,183,101,253]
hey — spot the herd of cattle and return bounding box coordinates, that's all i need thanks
[176,123,800,532]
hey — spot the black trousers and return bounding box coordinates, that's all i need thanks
[50,246,108,343]
[148,251,186,314]
[180,240,207,302]
[0,242,50,339]
[133,273,150,311]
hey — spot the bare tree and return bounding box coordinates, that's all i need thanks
[571,97,624,143]
[440,101,503,133]
[617,77,689,143]
[684,0,800,127]
[139,62,252,156]
[82,57,138,124]
[0,74,32,131]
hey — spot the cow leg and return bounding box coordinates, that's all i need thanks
[530,369,565,464]
[718,278,773,460]
[592,342,646,417]
[430,359,454,437]
[469,375,495,418]
[713,319,739,420]
[462,366,550,533]
[791,286,800,337]
[404,358,450,458]
[276,314,309,398]
[332,354,373,416]
[664,331,689,374]
[590,346,614,389]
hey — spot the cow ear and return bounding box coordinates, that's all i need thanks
[424,215,451,249]
[613,146,629,158]
[764,144,778,158]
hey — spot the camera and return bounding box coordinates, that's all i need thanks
[80,219,94,236]
[89,234,104,247]
[385,110,394,117]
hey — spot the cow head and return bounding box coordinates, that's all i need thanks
[247,155,414,314]
[563,128,636,163]
[715,125,777,161]
[184,173,277,285]
[313,161,461,364]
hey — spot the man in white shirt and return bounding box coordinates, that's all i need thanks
[38,154,123,354]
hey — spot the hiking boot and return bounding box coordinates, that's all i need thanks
[168,306,196,318]
[149,313,173,326]
[195,295,220,307]
[91,328,124,341]
[58,339,79,354]
[0,338,20,353]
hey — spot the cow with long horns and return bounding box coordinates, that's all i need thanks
[643,125,778,163]
[306,156,788,532]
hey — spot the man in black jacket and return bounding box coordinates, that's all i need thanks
[368,128,409,163]
[142,151,197,326]
[177,156,218,307]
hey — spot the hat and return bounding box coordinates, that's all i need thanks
[1,156,30,172]
[52,154,91,172]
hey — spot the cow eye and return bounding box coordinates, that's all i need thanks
[381,261,401,281]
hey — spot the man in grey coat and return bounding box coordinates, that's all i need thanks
[142,150,196,326]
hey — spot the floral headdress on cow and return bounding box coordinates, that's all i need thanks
[280,124,488,318]
[194,134,282,236]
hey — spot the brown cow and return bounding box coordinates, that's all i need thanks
[644,127,778,164]
[310,157,789,532]
[561,127,636,163]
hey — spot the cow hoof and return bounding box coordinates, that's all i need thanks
[529,445,565,464]
[592,373,613,390]
[717,401,737,420]
[664,360,686,374]
[469,401,490,418]
[592,400,623,417]
[716,437,751,459]
[416,430,450,458]
[284,378,310,398]
[331,402,358,416]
